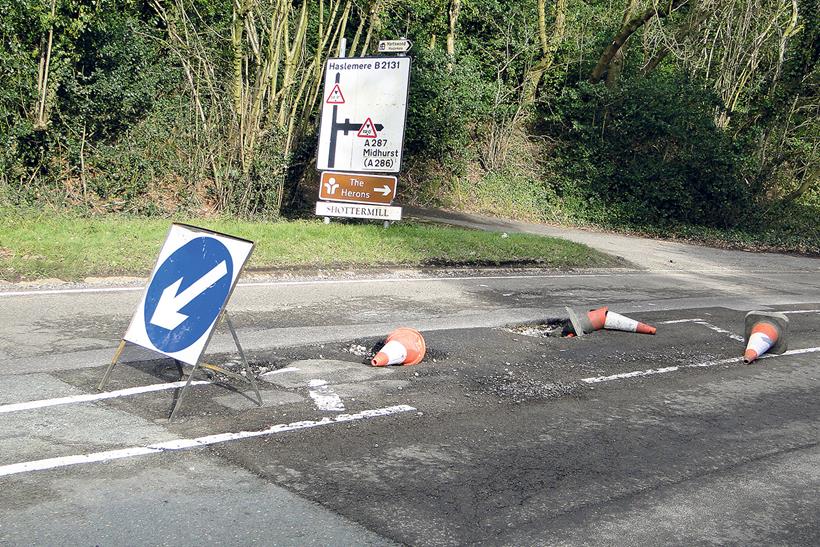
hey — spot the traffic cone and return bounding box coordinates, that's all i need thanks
[566,306,608,336]
[371,327,426,367]
[604,311,657,335]
[743,311,788,363]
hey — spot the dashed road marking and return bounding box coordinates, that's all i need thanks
[0,273,623,297]
[7,271,820,298]
[581,346,820,384]
[0,405,416,477]
[660,318,703,324]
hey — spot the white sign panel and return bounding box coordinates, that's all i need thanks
[315,201,403,221]
[317,57,411,173]
[124,224,254,366]
[378,39,413,53]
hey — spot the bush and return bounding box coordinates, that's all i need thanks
[549,74,751,227]
[404,48,493,164]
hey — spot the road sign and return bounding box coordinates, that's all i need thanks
[316,201,402,221]
[317,57,411,173]
[319,171,397,204]
[378,39,413,53]
[123,224,254,366]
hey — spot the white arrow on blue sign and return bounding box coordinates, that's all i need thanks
[124,224,254,365]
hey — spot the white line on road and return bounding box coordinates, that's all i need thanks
[693,321,745,342]
[0,273,624,297]
[308,379,346,412]
[0,404,416,477]
[0,380,211,414]
[659,319,703,324]
[6,269,819,298]
[2,367,302,415]
[581,346,820,384]
[658,318,743,341]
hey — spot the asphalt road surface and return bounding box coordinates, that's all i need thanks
[1,210,818,545]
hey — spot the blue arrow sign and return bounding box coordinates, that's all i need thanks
[143,237,234,353]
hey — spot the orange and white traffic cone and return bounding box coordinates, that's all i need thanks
[743,311,788,363]
[371,327,427,367]
[603,311,657,335]
[566,306,608,336]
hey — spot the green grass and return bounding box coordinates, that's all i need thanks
[0,210,622,282]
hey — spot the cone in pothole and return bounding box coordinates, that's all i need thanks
[743,311,788,364]
[604,311,657,335]
[566,306,608,336]
[372,327,426,367]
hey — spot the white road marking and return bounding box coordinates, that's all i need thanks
[783,309,820,314]
[660,318,703,324]
[581,346,820,384]
[0,380,211,414]
[259,367,299,379]
[0,273,623,297]
[0,405,416,477]
[3,367,301,415]
[308,379,345,412]
[658,318,743,341]
[693,321,745,342]
[2,269,819,298]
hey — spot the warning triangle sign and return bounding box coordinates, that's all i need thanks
[325,84,345,104]
[357,117,378,138]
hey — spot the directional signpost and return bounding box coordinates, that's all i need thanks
[316,55,410,223]
[317,57,410,173]
[99,224,261,420]
[378,39,413,53]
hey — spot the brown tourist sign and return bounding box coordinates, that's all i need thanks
[318,171,397,205]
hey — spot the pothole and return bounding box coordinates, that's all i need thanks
[505,318,574,338]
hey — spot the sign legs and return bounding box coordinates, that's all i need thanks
[168,312,261,421]
[99,312,263,421]
[224,312,263,406]
[98,339,127,391]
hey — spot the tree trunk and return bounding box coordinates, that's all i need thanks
[231,0,245,116]
[590,0,688,83]
[34,0,57,129]
[521,0,567,106]
[447,0,461,57]
[605,0,640,87]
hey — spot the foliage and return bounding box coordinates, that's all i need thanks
[0,0,816,253]
[404,47,493,163]
[550,74,751,226]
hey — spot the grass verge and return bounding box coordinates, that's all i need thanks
[0,210,622,282]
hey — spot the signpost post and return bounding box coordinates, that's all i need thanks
[99,224,261,420]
